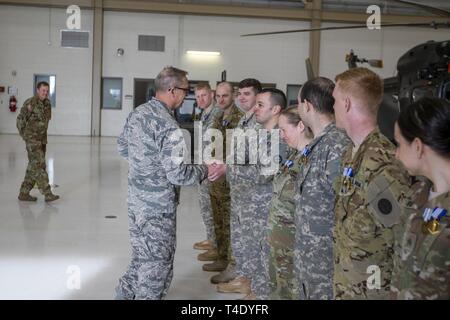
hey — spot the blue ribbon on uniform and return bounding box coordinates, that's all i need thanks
[423,207,447,222]
[222,120,230,127]
[284,159,294,168]
[302,147,311,157]
[342,167,354,178]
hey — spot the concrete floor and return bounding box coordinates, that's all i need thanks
[0,134,242,300]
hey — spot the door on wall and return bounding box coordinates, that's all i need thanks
[134,78,155,109]
[34,74,56,107]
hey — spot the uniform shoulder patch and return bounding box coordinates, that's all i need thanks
[366,174,402,228]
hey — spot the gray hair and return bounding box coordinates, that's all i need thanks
[155,66,188,92]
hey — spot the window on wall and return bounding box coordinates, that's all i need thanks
[286,84,302,106]
[34,74,56,108]
[102,78,123,110]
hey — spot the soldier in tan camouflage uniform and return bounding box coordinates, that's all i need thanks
[332,68,411,299]
[193,83,223,262]
[203,82,244,274]
[267,106,313,299]
[16,81,59,202]
[391,97,450,300]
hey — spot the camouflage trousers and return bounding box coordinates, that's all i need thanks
[116,200,176,300]
[267,214,298,300]
[210,177,231,262]
[198,179,216,244]
[20,142,51,195]
[245,185,271,299]
[229,183,248,277]
[294,229,334,300]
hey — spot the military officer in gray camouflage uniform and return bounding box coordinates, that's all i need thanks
[16,81,59,202]
[294,78,350,300]
[193,83,223,261]
[115,66,225,300]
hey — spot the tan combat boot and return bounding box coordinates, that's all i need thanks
[45,193,60,202]
[18,193,37,201]
[197,249,218,261]
[193,239,214,250]
[202,260,227,272]
[210,263,237,284]
[217,276,251,294]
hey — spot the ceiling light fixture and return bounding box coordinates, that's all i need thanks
[186,50,221,56]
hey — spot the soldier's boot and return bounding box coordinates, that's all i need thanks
[202,260,227,272]
[198,249,218,261]
[193,239,214,250]
[18,193,37,202]
[44,193,60,202]
[210,263,237,284]
[217,276,251,294]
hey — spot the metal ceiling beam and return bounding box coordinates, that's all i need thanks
[1,0,448,23]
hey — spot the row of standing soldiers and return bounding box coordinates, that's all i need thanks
[194,69,449,300]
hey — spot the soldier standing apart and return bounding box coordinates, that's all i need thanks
[215,79,261,290]
[391,97,450,299]
[115,66,225,299]
[332,67,411,299]
[241,88,289,300]
[267,106,313,299]
[295,78,350,300]
[16,81,59,202]
[193,83,223,262]
[203,82,244,275]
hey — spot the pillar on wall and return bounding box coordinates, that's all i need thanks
[91,0,103,137]
[307,0,322,77]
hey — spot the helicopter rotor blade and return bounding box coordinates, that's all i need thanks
[388,0,450,17]
[241,21,450,37]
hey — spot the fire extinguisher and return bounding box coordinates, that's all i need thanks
[9,95,17,112]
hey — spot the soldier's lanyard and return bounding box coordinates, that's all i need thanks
[422,207,447,235]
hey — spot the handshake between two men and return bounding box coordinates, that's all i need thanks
[205,160,227,182]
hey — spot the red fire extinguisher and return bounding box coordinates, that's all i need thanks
[9,95,17,112]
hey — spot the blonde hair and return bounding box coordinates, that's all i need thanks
[335,67,383,115]
[281,106,313,139]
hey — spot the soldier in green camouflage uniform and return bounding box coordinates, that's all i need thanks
[204,82,243,272]
[267,106,314,300]
[391,97,450,300]
[16,81,59,202]
[332,68,411,299]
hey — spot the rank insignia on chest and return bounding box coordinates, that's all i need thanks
[299,147,311,164]
[422,207,447,235]
[222,119,230,127]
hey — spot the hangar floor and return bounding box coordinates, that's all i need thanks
[0,134,242,300]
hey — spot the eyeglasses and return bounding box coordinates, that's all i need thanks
[174,86,190,94]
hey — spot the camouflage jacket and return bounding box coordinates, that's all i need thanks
[227,112,262,185]
[295,122,350,300]
[200,105,223,134]
[269,149,301,224]
[16,96,52,144]
[391,184,450,300]
[117,97,208,213]
[210,104,244,165]
[333,128,412,300]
